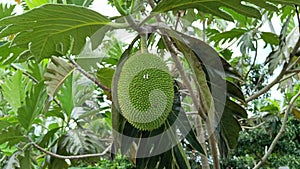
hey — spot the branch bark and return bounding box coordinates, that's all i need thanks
[69,59,111,93]
[27,136,112,159]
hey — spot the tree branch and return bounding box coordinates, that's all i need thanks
[242,121,265,130]
[69,59,111,93]
[27,136,112,159]
[247,7,300,102]
[246,35,300,102]
[286,69,300,74]
[253,90,300,169]
[244,40,258,80]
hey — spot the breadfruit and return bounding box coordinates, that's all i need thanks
[116,53,174,131]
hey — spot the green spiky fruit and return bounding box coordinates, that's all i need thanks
[116,53,174,131]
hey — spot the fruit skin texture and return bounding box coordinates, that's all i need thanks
[116,52,174,131]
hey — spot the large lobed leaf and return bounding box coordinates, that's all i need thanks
[169,30,247,156]
[62,128,105,155]
[152,0,300,21]
[17,82,48,131]
[44,56,74,97]
[0,4,15,20]
[57,73,74,118]
[0,126,25,146]
[0,42,30,65]
[209,28,248,46]
[152,0,261,21]
[0,4,111,61]
[1,71,25,112]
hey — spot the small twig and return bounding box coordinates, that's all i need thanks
[253,90,300,169]
[27,136,112,159]
[286,69,300,74]
[69,59,111,92]
[278,72,298,84]
[202,13,206,42]
[244,40,258,80]
[11,64,39,83]
[295,5,300,34]
[287,52,300,71]
[242,121,265,130]
[174,11,181,31]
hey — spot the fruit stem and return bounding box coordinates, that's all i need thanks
[140,33,148,53]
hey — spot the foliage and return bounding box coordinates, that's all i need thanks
[0,0,300,169]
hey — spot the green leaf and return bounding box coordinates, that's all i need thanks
[152,0,261,21]
[173,144,191,169]
[1,70,25,112]
[244,0,279,11]
[0,126,25,146]
[209,28,247,46]
[220,110,242,150]
[226,81,246,104]
[57,73,74,117]
[67,0,95,7]
[17,82,47,131]
[0,4,111,61]
[48,158,68,169]
[0,4,15,20]
[261,31,279,46]
[157,150,172,169]
[167,87,205,155]
[45,107,65,119]
[0,143,18,156]
[173,37,214,114]
[169,30,246,158]
[0,43,30,65]
[44,56,74,97]
[268,0,300,6]
[102,36,126,65]
[0,120,11,131]
[76,38,103,70]
[238,31,256,54]
[3,151,21,169]
[19,150,33,169]
[62,128,104,154]
[25,0,50,9]
[13,60,46,82]
[96,68,115,88]
[225,99,247,118]
[38,127,60,148]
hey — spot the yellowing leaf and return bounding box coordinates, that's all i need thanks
[292,107,300,120]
